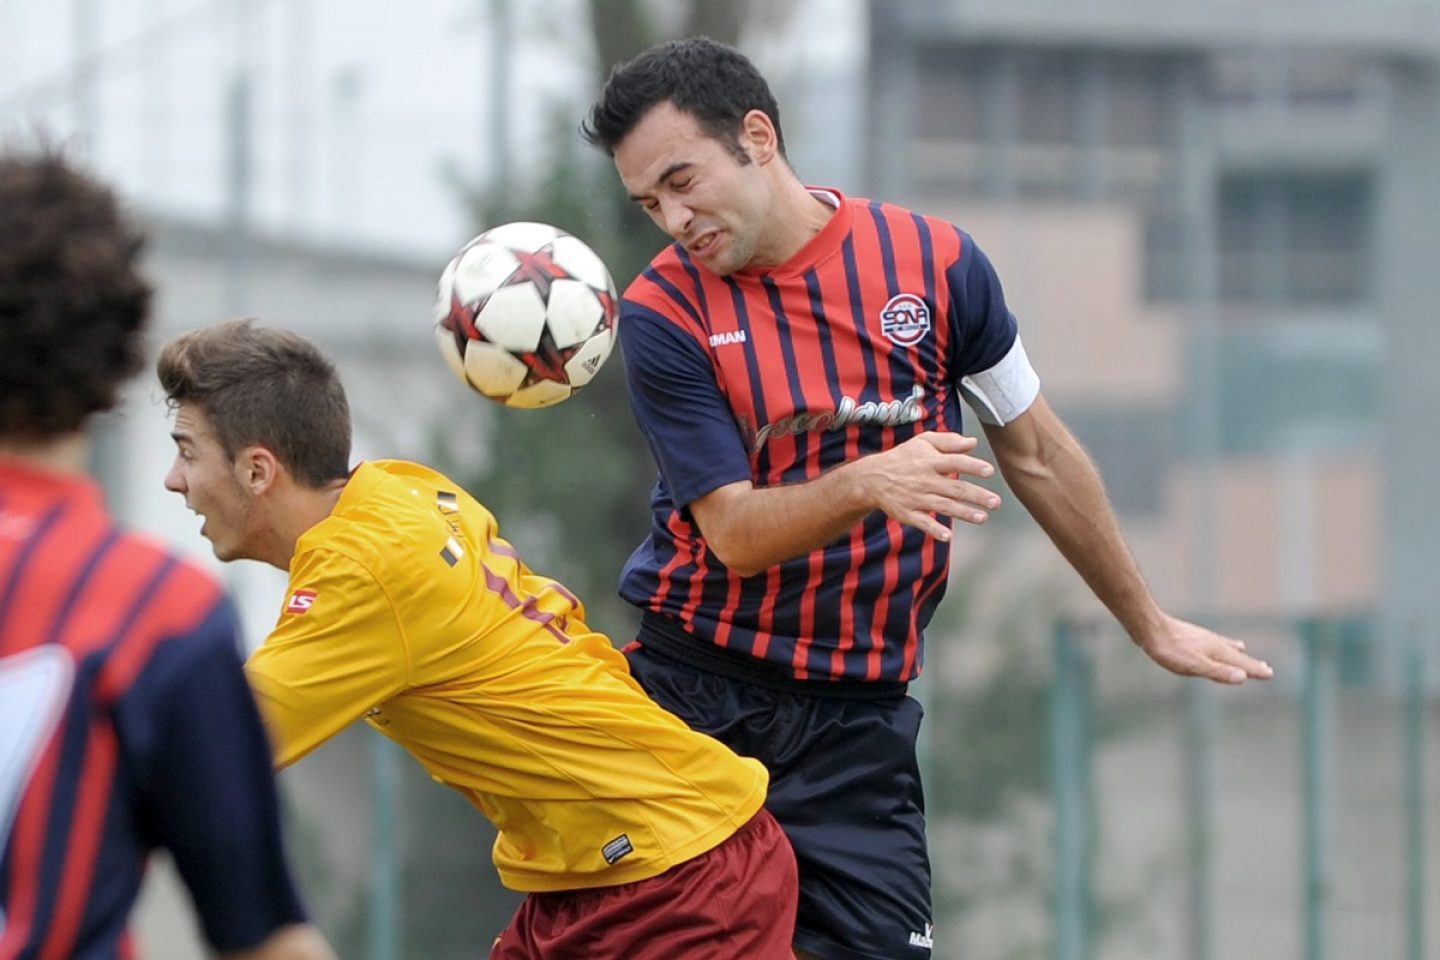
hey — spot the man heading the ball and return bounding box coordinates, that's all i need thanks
[157,318,798,960]
[582,36,1274,960]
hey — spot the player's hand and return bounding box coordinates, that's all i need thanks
[1137,615,1274,684]
[863,431,1000,540]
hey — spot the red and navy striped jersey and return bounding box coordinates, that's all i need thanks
[618,189,1019,685]
[0,460,307,959]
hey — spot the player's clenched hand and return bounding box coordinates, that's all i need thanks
[860,431,1000,540]
[1137,615,1274,684]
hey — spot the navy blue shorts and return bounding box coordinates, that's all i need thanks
[625,642,934,960]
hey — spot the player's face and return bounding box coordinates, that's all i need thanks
[163,404,260,562]
[614,101,774,276]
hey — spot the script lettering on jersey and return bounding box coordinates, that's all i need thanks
[742,384,926,452]
[0,646,76,935]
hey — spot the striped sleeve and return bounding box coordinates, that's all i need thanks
[619,300,753,509]
[119,594,308,952]
[944,231,1021,376]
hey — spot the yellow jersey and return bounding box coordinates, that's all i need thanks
[246,460,767,892]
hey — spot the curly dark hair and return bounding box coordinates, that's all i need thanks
[581,36,786,161]
[157,318,352,489]
[0,149,152,440]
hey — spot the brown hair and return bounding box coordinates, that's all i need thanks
[0,149,151,439]
[157,319,352,488]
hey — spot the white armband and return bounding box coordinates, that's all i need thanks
[958,336,1041,427]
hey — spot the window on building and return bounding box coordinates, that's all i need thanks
[915,49,984,141]
[1106,61,1170,149]
[1015,54,1080,146]
[1207,324,1381,456]
[1208,52,1368,109]
[1218,172,1373,307]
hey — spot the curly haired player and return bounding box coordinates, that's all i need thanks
[0,148,333,960]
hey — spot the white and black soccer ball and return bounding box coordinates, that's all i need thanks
[433,222,619,408]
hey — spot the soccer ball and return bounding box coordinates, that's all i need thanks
[433,222,619,408]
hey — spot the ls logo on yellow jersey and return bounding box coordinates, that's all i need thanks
[880,293,931,347]
[285,589,318,614]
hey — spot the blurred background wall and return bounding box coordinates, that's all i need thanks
[2,1,1435,958]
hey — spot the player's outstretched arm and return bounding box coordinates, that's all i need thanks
[982,393,1272,684]
[690,431,1000,577]
[217,923,337,960]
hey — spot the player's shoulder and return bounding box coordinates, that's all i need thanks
[622,243,702,310]
[357,459,476,519]
[861,195,968,246]
[299,460,474,576]
[618,248,716,352]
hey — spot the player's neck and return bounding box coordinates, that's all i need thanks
[261,476,348,572]
[756,177,835,268]
[0,432,90,476]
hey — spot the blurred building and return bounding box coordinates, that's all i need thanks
[866,0,1440,663]
[862,3,1439,959]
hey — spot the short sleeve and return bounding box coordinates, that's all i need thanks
[619,302,753,508]
[246,548,409,768]
[945,233,1040,424]
[945,232,1021,376]
[118,598,308,952]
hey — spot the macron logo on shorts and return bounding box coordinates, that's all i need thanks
[285,589,318,614]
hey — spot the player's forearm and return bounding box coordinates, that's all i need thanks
[690,466,876,577]
[993,418,1165,643]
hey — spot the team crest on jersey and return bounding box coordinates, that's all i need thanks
[880,293,931,347]
[285,589,317,614]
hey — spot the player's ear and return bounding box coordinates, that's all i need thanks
[740,109,778,165]
[237,445,281,496]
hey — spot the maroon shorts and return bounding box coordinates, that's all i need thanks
[489,809,798,960]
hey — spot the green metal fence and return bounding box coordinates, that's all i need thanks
[1034,616,1434,960]
[322,615,1433,960]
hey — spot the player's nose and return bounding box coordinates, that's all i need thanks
[163,462,185,494]
[659,197,692,238]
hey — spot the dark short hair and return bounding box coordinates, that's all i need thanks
[157,319,352,488]
[0,149,151,440]
[581,37,786,160]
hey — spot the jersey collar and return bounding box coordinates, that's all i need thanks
[735,186,854,280]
